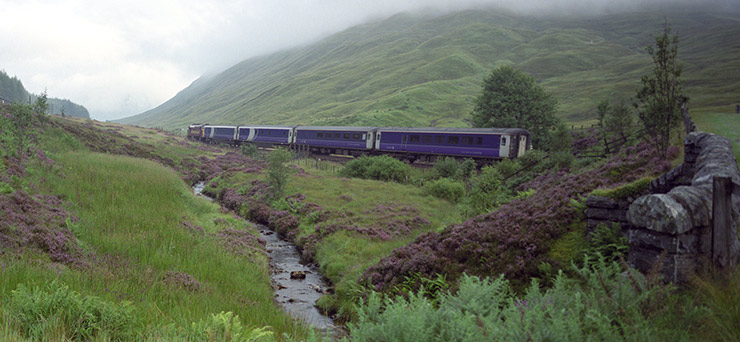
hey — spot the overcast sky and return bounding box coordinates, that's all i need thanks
[0,0,735,121]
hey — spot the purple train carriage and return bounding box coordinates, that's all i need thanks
[374,127,530,162]
[189,123,530,162]
[294,126,376,156]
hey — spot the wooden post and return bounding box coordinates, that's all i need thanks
[712,176,734,268]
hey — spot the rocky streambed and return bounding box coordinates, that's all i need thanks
[193,182,337,332]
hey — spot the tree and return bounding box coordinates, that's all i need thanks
[596,99,610,128]
[604,101,634,140]
[634,20,686,159]
[266,147,294,199]
[471,65,559,149]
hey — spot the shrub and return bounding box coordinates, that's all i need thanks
[241,144,259,159]
[351,260,697,342]
[587,223,629,263]
[189,311,274,342]
[339,155,411,182]
[423,177,464,203]
[6,281,136,341]
[432,157,459,179]
[462,165,509,216]
[267,148,294,199]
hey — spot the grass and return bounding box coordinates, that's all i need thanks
[120,7,740,132]
[205,155,461,323]
[0,117,306,340]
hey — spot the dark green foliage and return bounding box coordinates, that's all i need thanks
[350,260,698,341]
[6,281,137,341]
[597,99,610,128]
[634,20,686,159]
[470,65,560,149]
[0,70,89,118]
[550,121,573,152]
[462,165,510,217]
[423,177,465,203]
[188,311,274,342]
[432,157,459,179]
[267,147,294,199]
[605,101,635,139]
[338,155,411,182]
[587,223,629,263]
[241,143,259,159]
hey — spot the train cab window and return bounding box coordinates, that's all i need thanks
[334,133,341,139]
[344,133,350,139]
[353,133,361,140]
[476,137,483,145]
[317,132,323,138]
[448,136,459,144]
[421,136,433,144]
[461,137,474,145]
[409,135,420,143]
[434,136,444,144]
[501,137,508,146]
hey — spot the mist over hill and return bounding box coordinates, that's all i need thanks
[119,6,740,131]
[0,70,90,119]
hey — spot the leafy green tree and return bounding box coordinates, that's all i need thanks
[634,20,686,159]
[267,147,294,199]
[7,102,35,158]
[596,99,610,128]
[471,65,559,149]
[604,101,634,140]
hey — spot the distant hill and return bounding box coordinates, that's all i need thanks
[120,6,740,131]
[0,70,90,119]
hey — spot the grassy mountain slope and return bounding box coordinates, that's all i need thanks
[120,6,740,131]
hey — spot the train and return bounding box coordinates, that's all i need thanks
[187,124,531,162]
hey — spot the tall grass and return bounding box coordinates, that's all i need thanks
[0,128,305,339]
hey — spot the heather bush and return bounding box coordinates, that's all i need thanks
[350,259,697,342]
[362,142,673,292]
[5,281,137,341]
[423,177,464,203]
[339,155,411,182]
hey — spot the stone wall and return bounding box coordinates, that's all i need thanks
[626,132,740,283]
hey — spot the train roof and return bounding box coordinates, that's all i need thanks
[376,127,530,135]
[295,126,378,131]
[236,125,296,130]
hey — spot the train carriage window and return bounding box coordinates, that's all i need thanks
[448,136,459,144]
[344,133,350,139]
[409,135,420,143]
[462,136,474,145]
[434,136,444,144]
[353,133,361,140]
[421,136,433,144]
[402,136,408,143]
[501,137,508,146]
[317,132,323,138]
[334,133,341,138]
[476,137,483,145]
[283,131,288,136]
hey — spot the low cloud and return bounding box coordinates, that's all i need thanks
[1,0,736,120]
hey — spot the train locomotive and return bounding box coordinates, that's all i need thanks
[187,124,530,162]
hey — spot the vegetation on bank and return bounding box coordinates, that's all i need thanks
[0,107,306,340]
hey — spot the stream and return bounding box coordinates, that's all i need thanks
[193,182,338,332]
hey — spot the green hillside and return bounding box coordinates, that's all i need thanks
[120,6,740,131]
[0,70,90,119]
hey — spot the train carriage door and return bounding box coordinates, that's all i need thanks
[375,132,381,150]
[518,135,527,157]
[499,134,510,158]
